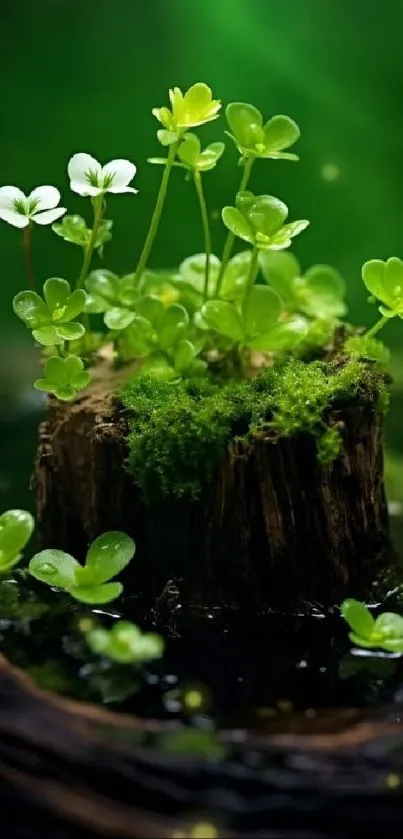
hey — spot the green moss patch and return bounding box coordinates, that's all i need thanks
[121,359,387,502]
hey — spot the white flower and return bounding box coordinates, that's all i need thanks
[0,185,66,229]
[68,153,138,197]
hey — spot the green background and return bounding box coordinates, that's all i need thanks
[1,0,403,508]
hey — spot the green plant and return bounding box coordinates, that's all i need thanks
[0,509,35,573]
[82,619,164,664]
[2,79,396,404]
[28,531,135,604]
[341,599,403,653]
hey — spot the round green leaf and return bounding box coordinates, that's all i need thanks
[43,278,71,318]
[362,260,391,306]
[225,102,263,151]
[13,291,50,328]
[243,286,282,338]
[0,509,34,568]
[383,257,403,305]
[135,295,165,327]
[158,304,189,349]
[220,250,252,300]
[248,195,288,237]
[201,300,244,341]
[341,599,375,638]
[222,206,253,244]
[179,253,221,297]
[140,354,177,380]
[300,265,346,318]
[85,270,120,305]
[52,215,89,246]
[33,325,63,346]
[248,315,307,351]
[259,251,301,305]
[374,612,403,640]
[68,581,123,604]
[84,531,136,585]
[263,114,300,153]
[104,307,136,330]
[178,133,201,168]
[174,340,196,374]
[56,322,85,342]
[198,142,225,171]
[29,548,80,588]
[62,289,87,321]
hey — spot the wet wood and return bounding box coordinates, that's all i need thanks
[32,361,392,612]
[0,655,403,837]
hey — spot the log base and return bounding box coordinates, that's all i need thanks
[33,362,392,613]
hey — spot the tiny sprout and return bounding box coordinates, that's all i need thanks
[152,83,221,146]
[341,599,403,653]
[83,620,164,665]
[29,531,135,603]
[53,214,113,254]
[34,355,90,401]
[13,278,87,346]
[222,191,309,252]
[226,102,300,162]
[0,509,35,573]
[0,185,66,228]
[68,153,138,197]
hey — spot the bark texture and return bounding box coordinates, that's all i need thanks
[32,363,391,612]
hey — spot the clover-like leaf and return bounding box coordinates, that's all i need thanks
[362,257,403,316]
[201,300,244,342]
[82,531,135,585]
[248,315,308,351]
[243,286,282,338]
[68,582,123,604]
[259,250,301,305]
[222,206,254,244]
[85,620,164,664]
[262,115,300,160]
[226,102,300,160]
[53,214,90,247]
[134,295,165,327]
[178,253,221,298]
[34,354,90,401]
[13,291,50,329]
[176,134,225,173]
[297,265,346,319]
[157,304,189,349]
[104,307,136,330]
[29,548,80,589]
[341,599,375,638]
[220,250,252,300]
[173,340,198,374]
[0,509,35,572]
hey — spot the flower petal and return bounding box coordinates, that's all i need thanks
[29,185,61,211]
[33,207,67,225]
[102,159,137,191]
[0,209,29,228]
[68,153,102,188]
[69,181,102,197]
[0,186,27,211]
[107,185,138,194]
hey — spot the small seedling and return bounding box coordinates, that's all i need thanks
[0,509,35,573]
[341,598,403,653]
[28,531,135,604]
[83,619,164,664]
[13,278,87,346]
[34,355,90,401]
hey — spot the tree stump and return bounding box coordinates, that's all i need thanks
[32,361,391,613]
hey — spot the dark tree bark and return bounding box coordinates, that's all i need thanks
[1,655,403,838]
[33,362,392,612]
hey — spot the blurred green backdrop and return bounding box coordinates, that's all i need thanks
[1,0,403,509]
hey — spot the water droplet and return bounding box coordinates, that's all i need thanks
[40,563,56,576]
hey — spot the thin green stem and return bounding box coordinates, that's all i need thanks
[365,314,390,339]
[216,155,255,295]
[244,245,259,302]
[135,141,179,283]
[77,195,104,289]
[23,224,35,290]
[193,170,212,301]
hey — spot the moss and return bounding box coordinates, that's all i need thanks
[121,359,387,502]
